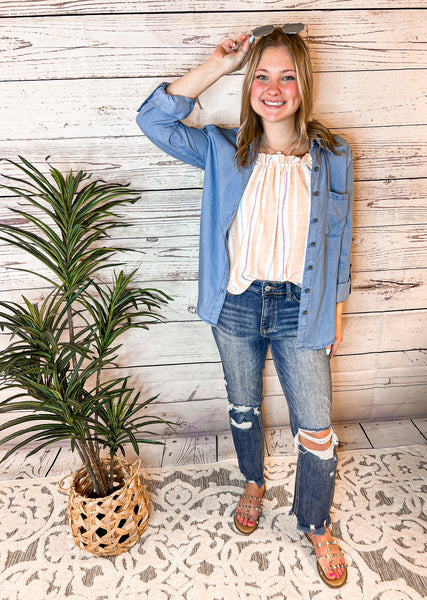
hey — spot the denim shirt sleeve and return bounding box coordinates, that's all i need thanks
[336,144,354,303]
[136,83,209,170]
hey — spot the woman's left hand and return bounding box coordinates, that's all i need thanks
[327,302,344,358]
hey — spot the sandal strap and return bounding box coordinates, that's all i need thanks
[235,509,261,522]
[319,563,348,574]
[312,539,338,548]
[312,539,345,559]
[238,515,260,524]
[240,495,263,504]
[236,504,262,513]
[235,491,264,523]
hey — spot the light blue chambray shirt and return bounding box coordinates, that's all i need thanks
[136,83,353,349]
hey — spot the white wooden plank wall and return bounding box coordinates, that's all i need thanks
[0,1,426,454]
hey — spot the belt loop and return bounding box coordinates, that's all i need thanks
[286,281,291,301]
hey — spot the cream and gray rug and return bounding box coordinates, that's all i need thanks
[0,445,426,600]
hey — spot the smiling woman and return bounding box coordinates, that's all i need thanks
[135,24,353,589]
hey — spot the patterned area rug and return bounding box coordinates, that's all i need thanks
[0,445,426,600]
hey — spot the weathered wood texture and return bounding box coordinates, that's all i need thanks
[360,419,427,448]
[1,11,425,77]
[1,420,425,478]
[1,73,425,140]
[1,126,425,190]
[0,2,425,446]
[0,1,423,18]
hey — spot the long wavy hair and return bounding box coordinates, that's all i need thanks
[235,28,340,168]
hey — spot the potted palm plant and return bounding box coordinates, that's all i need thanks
[0,156,172,556]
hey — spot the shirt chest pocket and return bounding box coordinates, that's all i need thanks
[324,191,349,237]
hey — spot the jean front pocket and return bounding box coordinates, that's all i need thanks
[292,288,301,305]
[325,191,349,237]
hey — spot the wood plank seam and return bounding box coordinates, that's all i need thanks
[44,448,62,477]
[411,419,427,441]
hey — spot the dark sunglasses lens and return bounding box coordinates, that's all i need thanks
[282,23,305,34]
[253,25,274,37]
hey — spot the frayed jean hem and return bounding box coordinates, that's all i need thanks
[245,477,265,488]
[289,509,332,536]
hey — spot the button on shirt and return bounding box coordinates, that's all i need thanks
[136,83,354,349]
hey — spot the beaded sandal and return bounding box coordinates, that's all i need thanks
[234,490,264,535]
[305,532,348,588]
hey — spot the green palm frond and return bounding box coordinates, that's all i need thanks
[82,270,171,358]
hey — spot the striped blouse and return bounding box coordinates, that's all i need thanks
[227,151,312,294]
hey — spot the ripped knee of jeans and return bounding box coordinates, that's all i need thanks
[228,403,261,430]
[293,426,338,460]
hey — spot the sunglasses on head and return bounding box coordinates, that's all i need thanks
[252,23,305,37]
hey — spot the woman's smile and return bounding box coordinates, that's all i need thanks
[263,100,286,106]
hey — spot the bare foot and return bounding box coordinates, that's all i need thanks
[235,482,265,527]
[309,527,346,581]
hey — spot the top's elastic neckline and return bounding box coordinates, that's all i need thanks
[257,152,312,165]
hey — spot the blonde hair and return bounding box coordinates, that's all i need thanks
[235,28,340,168]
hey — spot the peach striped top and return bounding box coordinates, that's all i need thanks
[227,151,312,294]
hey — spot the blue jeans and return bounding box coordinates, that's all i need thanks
[212,280,338,535]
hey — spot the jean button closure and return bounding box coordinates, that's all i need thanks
[265,285,272,291]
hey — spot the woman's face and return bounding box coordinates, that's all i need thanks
[250,45,301,127]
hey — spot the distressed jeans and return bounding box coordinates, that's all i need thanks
[212,280,338,535]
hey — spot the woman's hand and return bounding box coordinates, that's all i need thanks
[211,33,254,75]
[166,33,254,99]
[327,302,344,358]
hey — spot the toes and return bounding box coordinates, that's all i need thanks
[236,512,257,527]
[328,565,345,580]
[236,511,254,527]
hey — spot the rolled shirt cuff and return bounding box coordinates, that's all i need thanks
[137,82,196,120]
[337,279,351,303]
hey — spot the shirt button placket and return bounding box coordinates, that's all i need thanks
[302,165,320,321]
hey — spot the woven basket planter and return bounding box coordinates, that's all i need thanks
[60,457,149,557]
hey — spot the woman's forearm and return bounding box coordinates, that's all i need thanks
[167,33,253,99]
[166,56,228,99]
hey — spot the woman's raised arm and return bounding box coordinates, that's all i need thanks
[166,33,254,99]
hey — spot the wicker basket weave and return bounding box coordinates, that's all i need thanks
[61,457,149,557]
